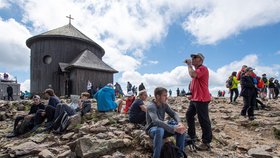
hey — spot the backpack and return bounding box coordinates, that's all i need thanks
[160,142,187,158]
[14,119,33,135]
[52,111,70,134]
[226,77,233,88]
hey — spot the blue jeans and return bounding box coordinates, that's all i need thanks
[148,126,185,158]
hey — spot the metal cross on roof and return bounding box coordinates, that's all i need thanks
[66,14,74,24]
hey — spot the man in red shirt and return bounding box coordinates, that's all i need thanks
[185,53,212,151]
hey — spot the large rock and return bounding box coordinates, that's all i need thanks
[8,141,49,156]
[0,111,6,121]
[273,125,280,139]
[16,104,25,111]
[248,147,273,158]
[69,137,127,158]
[67,114,81,131]
[38,149,55,158]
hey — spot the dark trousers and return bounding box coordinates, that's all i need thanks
[79,104,91,116]
[230,88,239,102]
[34,105,56,125]
[129,112,146,125]
[275,88,279,98]
[8,94,13,101]
[186,101,212,144]
[241,93,256,117]
[13,116,24,131]
[55,103,76,119]
[256,98,265,109]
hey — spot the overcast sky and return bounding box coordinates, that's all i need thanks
[1,0,280,96]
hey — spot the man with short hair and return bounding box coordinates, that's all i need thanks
[129,90,147,125]
[146,87,186,158]
[185,53,212,151]
[6,95,45,138]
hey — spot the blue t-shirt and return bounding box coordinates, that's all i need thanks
[48,96,60,108]
[129,99,145,123]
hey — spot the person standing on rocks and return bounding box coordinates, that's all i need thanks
[6,85,13,101]
[240,67,257,120]
[138,82,146,91]
[229,71,240,104]
[185,53,212,151]
[146,87,186,158]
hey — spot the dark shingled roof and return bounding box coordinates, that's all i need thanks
[26,24,105,56]
[65,50,118,73]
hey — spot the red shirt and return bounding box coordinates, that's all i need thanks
[190,65,211,102]
[123,96,135,113]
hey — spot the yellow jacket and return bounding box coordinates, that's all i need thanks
[230,76,239,89]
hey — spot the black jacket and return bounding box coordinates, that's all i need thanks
[240,75,257,97]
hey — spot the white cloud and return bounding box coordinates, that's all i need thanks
[183,0,280,44]
[0,18,31,71]
[20,79,30,92]
[1,1,280,96]
[118,54,280,96]
[0,0,10,8]
[148,60,159,65]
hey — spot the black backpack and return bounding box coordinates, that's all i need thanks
[226,77,233,88]
[52,111,70,134]
[160,142,187,158]
[14,119,33,135]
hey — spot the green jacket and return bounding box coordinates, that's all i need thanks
[231,76,240,89]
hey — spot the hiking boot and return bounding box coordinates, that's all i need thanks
[196,142,210,151]
[6,132,17,138]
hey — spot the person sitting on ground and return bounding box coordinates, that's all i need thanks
[33,89,61,128]
[69,92,92,116]
[146,87,186,158]
[128,90,148,125]
[122,91,135,113]
[94,83,122,112]
[6,95,45,138]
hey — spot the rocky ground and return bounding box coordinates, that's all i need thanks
[0,97,280,158]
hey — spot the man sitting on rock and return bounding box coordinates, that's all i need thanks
[6,95,45,138]
[128,90,147,125]
[94,83,122,112]
[146,87,186,158]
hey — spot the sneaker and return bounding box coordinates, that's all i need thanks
[6,132,17,138]
[248,116,256,121]
[196,142,210,151]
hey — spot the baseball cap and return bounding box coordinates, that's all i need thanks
[190,53,205,60]
[126,91,134,97]
[33,95,40,99]
[245,67,255,72]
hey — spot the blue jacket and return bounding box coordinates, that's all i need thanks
[94,86,117,112]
